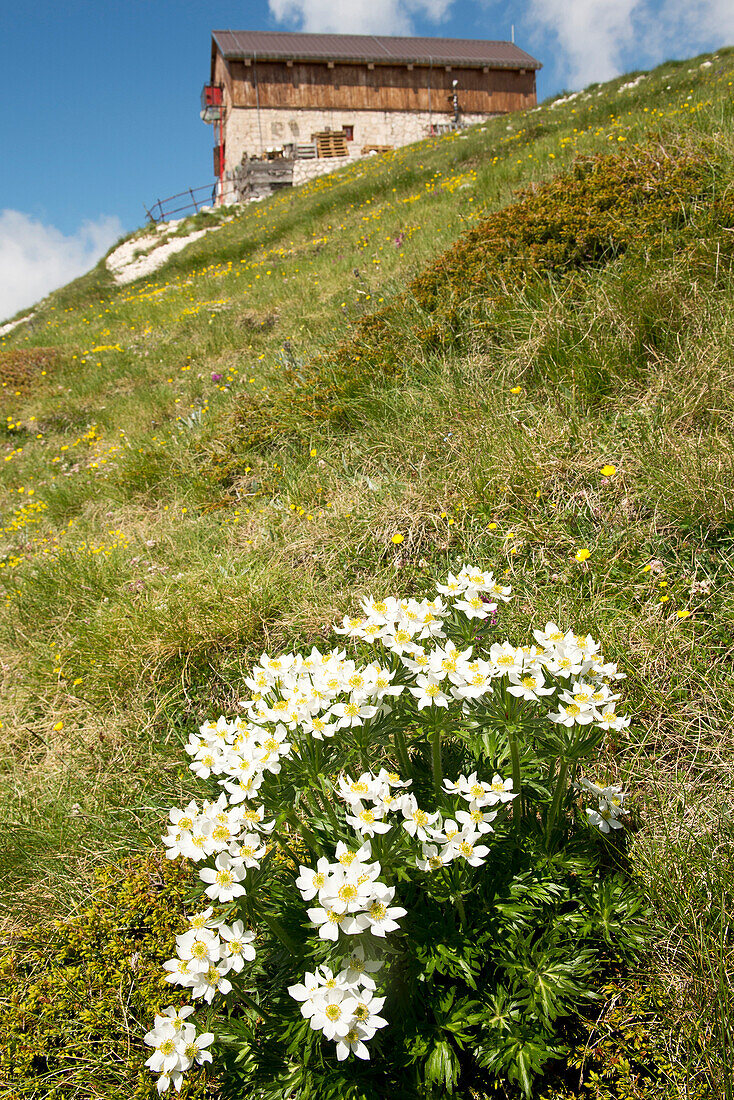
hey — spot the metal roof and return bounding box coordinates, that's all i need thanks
[211,30,541,71]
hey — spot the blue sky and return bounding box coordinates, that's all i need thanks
[1,0,732,319]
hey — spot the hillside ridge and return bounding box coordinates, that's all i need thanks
[1,46,733,1100]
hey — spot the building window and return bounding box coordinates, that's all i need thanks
[342,125,354,141]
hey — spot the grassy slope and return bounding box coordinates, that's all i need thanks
[1,48,733,1096]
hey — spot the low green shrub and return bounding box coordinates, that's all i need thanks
[539,977,711,1100]
[0,854,212,1099]
[234,144,727,449]
[0,347,63,396]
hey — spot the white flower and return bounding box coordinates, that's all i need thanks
[163,816,213,862]
[549,701,595,726]
[596,705,630,732]
[334,1022,373,1060]
[163,957,196,987]
[188,963,232,1003]
[449,661,494,700]
[346,802,392,837]
[409,674,451,709]
[187,908,216,930]
[341,945,383,990]
[199,852,247,901]
[341,989,388,1034]
[488,641,525,676]
[400,795,441,842]
[506,667,555,701]
[295,857,332,901]
[319,867,379,914]
[147,1005,196,1037]
[330,700,378,729]
[454,834,491,867]
[345,887,407,938]
[484,774,516,805]
[239,804,276,833]
[175,928,220,973]
[190,746,225,779]
[541,644,585,678]
[144,1033,184,1075]
[229,832,266,867]
[155,1070,183,1094]
[219,920,256,972]
[307,904,349,941]
[428,641,473,679]
[456,807,496,834]
[177,1030,215,1070]
[308,986,354,1039]
[533,621,567,648]
[586,802,625,833]
[453,594,494,619]
[288,968,343,1018]
[415,842,449,872]
[444,772,514,808]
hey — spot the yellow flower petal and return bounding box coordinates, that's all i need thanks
[391,533,404,544]
[574,548,591,562]
[600,464,616,477]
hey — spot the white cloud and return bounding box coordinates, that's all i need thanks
[528,0,734,89]
[268,0,454,36]
[528,0,637,86]
[0,211,123,322]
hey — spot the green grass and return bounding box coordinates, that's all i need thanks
[1,46,733,1098]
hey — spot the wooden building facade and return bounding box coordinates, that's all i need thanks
[206,31,542,199]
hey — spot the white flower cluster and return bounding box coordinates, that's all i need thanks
[162,792,273,899]
[162,908,256,1004]
[148,565,631,1086]
[296,838,407,942]
[289,951,387,1061]
[335,768,516,870]
[147,910,256,1091]
[334,564,509,648]
[579,778,628,833]
[143,1006,214,1095]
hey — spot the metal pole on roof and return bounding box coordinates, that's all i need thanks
[511,24,515,44]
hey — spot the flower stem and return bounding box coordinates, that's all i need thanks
[431,714,443,796]
[393,725,412,779]
[508,731,522,820]
[454,891,468,929]
[316,775,340,826]
[545,757,570,844]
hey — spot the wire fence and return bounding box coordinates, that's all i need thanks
[144,184,218,223]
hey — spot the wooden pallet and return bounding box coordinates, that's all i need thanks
[361,144,393,156]
[314,131,349,158]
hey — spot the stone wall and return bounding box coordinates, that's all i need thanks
[222,107,492,173]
